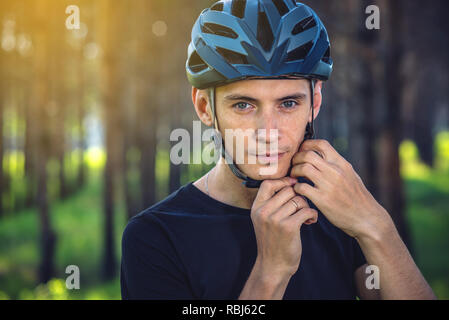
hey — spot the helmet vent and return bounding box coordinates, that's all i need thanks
[188,51,208,73]
[231,0,247,19]
[292,16,317,35]
[272,0,289,16]
[257,10,274,51]
[211,2,224,12]
[286,40,313,62]
[202,22,239,39]
[322,46,330,63]
[216,47,249,65]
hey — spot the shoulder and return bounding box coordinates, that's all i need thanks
[121,214,166,253]
[121,182,197,249]
[140,182,193,215]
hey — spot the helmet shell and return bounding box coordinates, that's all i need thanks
[186,0,333,89]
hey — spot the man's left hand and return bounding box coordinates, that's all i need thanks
[290,139,392,239]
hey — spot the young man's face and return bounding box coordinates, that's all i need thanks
[212,78,322,180]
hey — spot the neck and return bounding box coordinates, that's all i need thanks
[198,157,259,210]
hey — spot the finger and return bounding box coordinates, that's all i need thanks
[299,139,341,166]
[284,207,319,227]
[304,216,318,225]
[303,210,319,225]
[290,163,321,187]
[260,186,296,215]
[293,182,319,203]
[274,195,309,220]
[291,150,330,173]
[254,177,297,205]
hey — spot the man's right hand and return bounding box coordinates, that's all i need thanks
[239,177,318,300]
[250,177,318,278]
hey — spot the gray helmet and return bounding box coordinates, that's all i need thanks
[186,0,332,90]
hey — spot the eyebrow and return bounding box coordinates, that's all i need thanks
[223,93,307,103]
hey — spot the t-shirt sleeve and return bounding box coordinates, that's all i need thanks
[351,237,367,272]
[120,215,194,299]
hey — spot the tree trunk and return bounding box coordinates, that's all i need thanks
[349,0,380,198]
[99,0,124,280]
[136,0,157,210]
[378,0,412,251]
[33,0,56,283]
[77,44,87,189]
[0,53,4,217]
[24,78,36,208]
[139,109,157,209]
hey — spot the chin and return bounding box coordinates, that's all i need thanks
[245,162,290,181]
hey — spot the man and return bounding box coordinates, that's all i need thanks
[121,0,435,299]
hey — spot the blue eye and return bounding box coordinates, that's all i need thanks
[281,100,297,109]
[234,102,251,111]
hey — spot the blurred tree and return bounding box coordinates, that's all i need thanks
[99,0,124,280]
[0,0,15,215]
[136,0,158,210]
[32,0,56,283]
[121,1,138,219]
[0,11,4,217]
[342,0,382,199]
[20,0,37,209]
[12,0,30,211]
[76,12,87,190]
[51,0,69,199]
[168,0,197,193]
[377,0,411,248]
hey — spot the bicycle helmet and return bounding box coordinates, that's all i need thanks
[185,0,332,188]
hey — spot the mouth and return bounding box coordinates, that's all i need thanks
[251,151,287,164]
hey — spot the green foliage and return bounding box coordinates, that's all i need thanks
[399,133,449,299]
[435,131,449,172]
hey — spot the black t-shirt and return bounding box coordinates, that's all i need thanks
[120,181,367,299]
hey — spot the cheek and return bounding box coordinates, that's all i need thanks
[283,117,308,144]
[218,107,245,126]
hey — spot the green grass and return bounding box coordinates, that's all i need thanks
[0,134,448,299]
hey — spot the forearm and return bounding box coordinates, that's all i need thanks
[238,258,293,300]
[356,210,436,300]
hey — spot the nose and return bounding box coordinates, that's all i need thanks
[255,109,279,144]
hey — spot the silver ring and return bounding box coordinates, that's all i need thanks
[290,199,299,210]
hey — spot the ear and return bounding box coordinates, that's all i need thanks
[192,87,214,127]
[309,80,323,122]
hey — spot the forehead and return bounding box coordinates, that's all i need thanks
[216,78,310,99]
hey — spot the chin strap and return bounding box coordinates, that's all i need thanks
[209,79,316,189]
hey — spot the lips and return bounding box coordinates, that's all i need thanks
[254,152,286,163]
[256,152,281,156]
